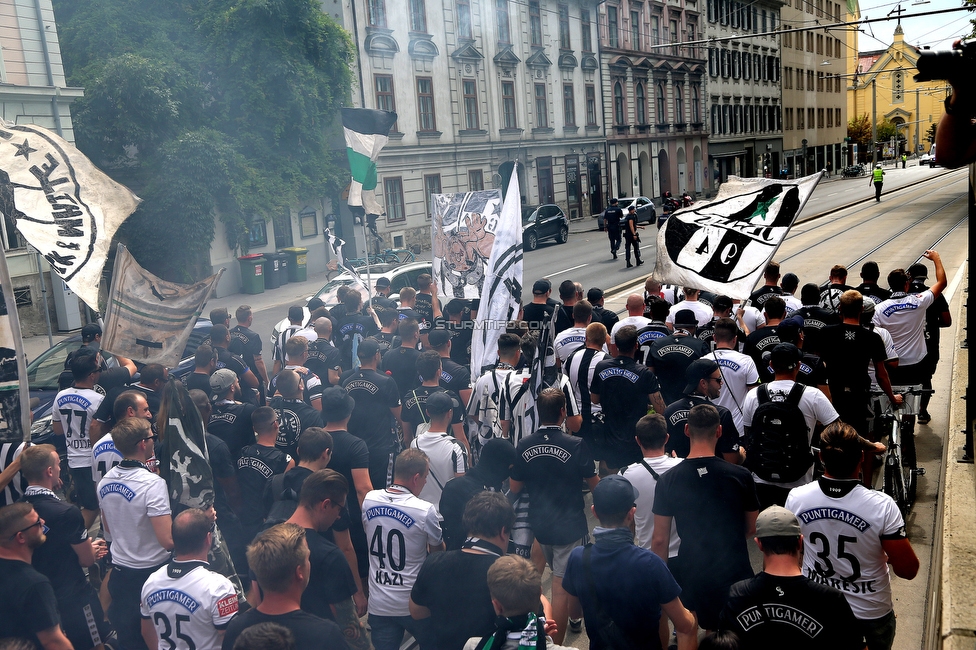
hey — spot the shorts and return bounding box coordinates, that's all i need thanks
[69,467,99,510]
[859,610,896,650]
[540,538,586,578]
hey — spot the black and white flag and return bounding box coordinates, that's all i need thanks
[653,173,821,299]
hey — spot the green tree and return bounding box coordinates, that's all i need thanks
[53,0,353,281]
[848,114,872,160]
[876,118,898,142]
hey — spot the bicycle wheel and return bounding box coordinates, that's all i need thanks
[904,466,917,509]
[884,457,908,516]
[397,249,416,263]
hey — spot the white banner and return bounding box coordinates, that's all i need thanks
[431,190,503,300]
[0,121,140,310]
[469,176,522,382]
[653,173,822,299]
[101,245,223,367]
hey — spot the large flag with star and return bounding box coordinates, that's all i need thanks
[341,108,398,217]
[0,120,140,310]
[470,173,523,382]
[653,173,822,299]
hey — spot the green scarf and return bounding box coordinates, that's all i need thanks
[479,612,544,650]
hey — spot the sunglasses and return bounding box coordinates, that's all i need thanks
[9,517,42,539]
[142,434,159,443]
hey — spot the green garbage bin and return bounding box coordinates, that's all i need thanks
[263,252,284,290]
[238,254,265,294]
[282,247,308,283]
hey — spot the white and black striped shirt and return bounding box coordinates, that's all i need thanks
[273,324,302,363]
[499,371,580,446]
[0,441,26,506]
[564,346,608,421]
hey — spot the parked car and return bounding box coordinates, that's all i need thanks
[270,261,433,346]
[596,196,657,230]
[522,204,570,251]
[919,153,932,165]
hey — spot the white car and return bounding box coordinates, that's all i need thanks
[270,261,432,344]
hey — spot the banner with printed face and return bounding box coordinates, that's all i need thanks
[0,121,140,311]
[653,173,822,299]
[101,244,223,367]
[469,175,523,382]
[431,190,503,300]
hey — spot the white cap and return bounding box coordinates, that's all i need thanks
[876,163,882,168]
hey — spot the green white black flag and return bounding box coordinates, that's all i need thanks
[341,108,397,217]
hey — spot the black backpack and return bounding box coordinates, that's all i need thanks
[747,383,812,483]
[264,473,299,525]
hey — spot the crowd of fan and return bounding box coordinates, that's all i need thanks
[0,252,952,650]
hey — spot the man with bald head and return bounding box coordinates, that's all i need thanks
[306,317,342,387]
[609,294,652,356]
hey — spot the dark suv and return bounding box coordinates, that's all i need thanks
[522,204,570,251]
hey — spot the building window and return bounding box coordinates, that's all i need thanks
[417,77,436,131]
[808,107,815,129]
[614,82,625,125]
[630,10,641,48]
[797,107,804,129]
[796,68,803,91]
[636,83,646,124]
[535,83,548,128]
[651,16,660,45]
[496,0,511,44]
[559,5,571,49]
[743,51,751,80]
[299,208,318,239]
[608,6,619,48]
[581,10,592,51]
[385,177,405,223]
[468,170,484,191]
[835,108,841,126]
[563,84,576,126]
[692,86,700,122]
[248,219,269,247]
[422,174,441,220]
[375,75,397,129]
[367,0,386,26]
[817,108,824,129]
[585,84,597,125]
[657,83,666,123]
[463,79,479,130]
[530,1,542,46]
[826,108,833,128]
[669,19,678,54]
[409,0,426,32]
[457,0,472,38]
[502,81,517,129]
[807,69,813,90]
[675,85,684,123]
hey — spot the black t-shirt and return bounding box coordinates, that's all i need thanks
[511,426,595,545]
[590,356,661,468]
[439,356,470,401]
[855,282,892,304]
[439,478,497,551]
[411,550,498,649]
[794,306,839,354]
[635,323,671,364]
[402,386,465,428]
[397,307,424,326]
[647,334,710,404]
[748,285,784,309]
[302,528,358,621]
[554,304,574,336]
[604,205,623,230]
[721,573,863,650]
[652,456,759,590]
[208,401,257,460]
[93,383,161,429]
[216,346,250,381]
[236,443,291,527]
[206,433,236,522]
[336,312,379,370]
[268,396,324,458]
[341,368,401,454]
[25,491,89,603]
[623,211,639,238]
[522,302,554,332]
[663,395,740,458]
[230,325,263,373]
[381,346,421,396]
[913,280,951,350]
[592,305,619,333]
[743,326,781,371]
[414,293,437,330]
[306,340,343,386]
[696,319,746,348]
[0,558,61,642]
[183,372,213,399]
[263,466,353,534]
[326,429,369,538]
[818,324,886,394]
[374,331,401,358]
[221,608,348,650]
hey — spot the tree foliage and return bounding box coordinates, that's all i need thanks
[53,0,354,281]
[847,113,872,153]
[876,119,899,142]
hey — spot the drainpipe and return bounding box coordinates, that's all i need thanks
[34,0,58,345]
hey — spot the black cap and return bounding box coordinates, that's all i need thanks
[532,279,552,295]
[587,287,604,302]
[769,343,802,372]
[674,309,698,327]
[81,323,102,342]
[684,358,719,394]
[321,387,355,421]
[777,315,804,344]
[592,475,639,515]
[427,329,453,347]
[375,277,391,288]
[425,391,460,416]
[907,263,928,280]
[713,295,733,313]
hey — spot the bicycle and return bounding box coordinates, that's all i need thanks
[378,248,416,264]
[869,386,931,516]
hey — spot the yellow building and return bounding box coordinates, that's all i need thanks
[847,23,949,163]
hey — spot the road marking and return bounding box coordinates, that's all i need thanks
[544,263,587,278]
[945,260,967,303]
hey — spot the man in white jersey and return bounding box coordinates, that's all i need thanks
[141,508,238,650]
[53,350,105,529]
[468,334,521,446]
[410,392,466,519]
[619,414,680,554]
[666,287,713,329]
[98,416,174,650]
[872,250,946,385]
[91,390,153,485]
[564,323,609,461]
[702,318,760,434]
[362,448,443,650]
[553,301,592,365]
[786,421,918,650]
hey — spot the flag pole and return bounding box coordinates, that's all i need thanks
[0,248,32,443]
[362,217,373,310]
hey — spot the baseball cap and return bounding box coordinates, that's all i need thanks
[587,287,604,303]
[755,505,802,538]
[375,277,392,288]
[209,368,237,394]
[356,338,381,360]
[425,391,460,416]
[592,475,640,516]
[875,163,882,168]
[81,323,102,342]
[907,263,928,280]
[321,387,355,421]
[532,279,552,295]
[777,315,804,344]
[769,343,802,372]
[683,358,720,394]
[674,309,698,327]
[427,329,454,347]
[713,295,733,313]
